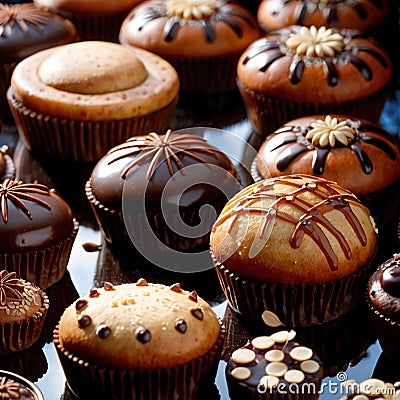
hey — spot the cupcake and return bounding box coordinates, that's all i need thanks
[0,179,79,289]
[236,25,393,137]
[0,270,49,354]
[119,0,262,95]
[53,279,225,399]
[251,114,400,244]
[210,174,377,327]
[367,253,400,361]
[8,41,180,162]
[256,0,392,33]
[0,2,78,125]
[0,145,16,182]
[225,329,323,400]
[33,0,142,42]
[0,370,45,399]
[85,130,241,260]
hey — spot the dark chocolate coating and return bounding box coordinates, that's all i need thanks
[0,3,78,64]
[0,180,74,252]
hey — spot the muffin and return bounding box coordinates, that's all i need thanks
[53,279,225,399]
[0,370,45,399]
[237,25,393,137]
[85,130,241,260]
[256,0,392,33]
[210,174,377,327]
[367,253,400,360]
[33,0,142,42]
[0,2,78,125]
[8,41,180,162]
[119,0,262,94]
[225,329,323,400]
[0,179,79,289]
[0,270,49,354]
[0,145,16,182]
[251,114,400,236]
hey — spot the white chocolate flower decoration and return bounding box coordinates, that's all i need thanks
[306,115,355,147]
[166,0,218,20]
[286,26,345,57]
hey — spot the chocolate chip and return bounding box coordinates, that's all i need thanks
[104,282,115,291]
[175,319,187,334]
[371,290,376,297]
[136,278,148,286]
[89,288,100,298]
[190,307,203,320]
[75,299,88,312]
[96,325,111,339]
[169,283,182,293]
[188,291,198,302]
[78,315,91,329]
[82,242,101,252]
[135,326,152,343]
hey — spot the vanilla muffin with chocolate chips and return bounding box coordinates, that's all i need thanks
[237,25,392,136]
[54,279,225,399]
[226,330,323,400]
[8,41,179,161]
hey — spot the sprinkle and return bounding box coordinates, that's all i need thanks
[188,291,198,302]
[231,367,251,381]
[75,299,88,312]
[232,348,256,364]
[89,288,100,298]
[136,278,148,286]
[82,242,101,252]
[136,326,152,343]
[78,315,91,329]
[190,307,203,320]
[96,325,111,339]
[175,319,187,334]
[169,283,182,293]
[104,282,115,291]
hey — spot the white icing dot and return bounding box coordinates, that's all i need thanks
[252,336,275,350]
[260,375,279,389]
[231,348,256,365]
[284,369,305,384]
[300,360,320,374]
[265,349,284,362]
[231,367,251,381]
[265,362,288,377]
[270,330,296,343]
[290,346,313,362]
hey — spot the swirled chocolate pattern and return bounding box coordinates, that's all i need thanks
[0,270,24,306]
[0,179,51,223]
[107,130,217,179]
[264,115,397,174]
[0,4,48,37]
[129,0,257,43]
[241,25,389,85]
[213,175,367,270]
[268,0,385,27]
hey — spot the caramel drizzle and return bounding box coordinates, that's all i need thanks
[266,119,397,174]
[272,0,383,26]
[242,27,388,85]
[131,1,257,44]
[214,175,367,270]
[0,270,24,306]
[0,3,49,37]
[0,179,52,223]
[107,130,216,180]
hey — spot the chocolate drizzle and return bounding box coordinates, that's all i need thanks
[0,179,51,223]
[130,1,257,44]
[263,117,398,175]
[214,175,368,270]
[0,3,48,37]
[0,270,24,306]
[107,130,217,180]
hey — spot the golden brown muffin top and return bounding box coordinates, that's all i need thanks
[0,270,48,324]
[10,41,179,121]
[237,25,392,103]
[58,280,221,369]
[210,174,377,284]
[256,114,400,195]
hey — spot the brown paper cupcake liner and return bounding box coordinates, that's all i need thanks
[167,54,241,94]
[0,219,79,290]
[0,289,49,354]
[0,62,17,124]
[53,320,225,400]
[212,249,377,327]
[8,90,178,162]
[237,79,390,137]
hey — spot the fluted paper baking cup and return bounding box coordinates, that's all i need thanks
[250,156,263,183]
[8,90,178,162]
[53,320,225,400]
[0,290,49,354]
[212,250,376,327]
[0,220,79,290]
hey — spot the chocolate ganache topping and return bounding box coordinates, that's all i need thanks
[0,179,74,252]
[241,25,389,86]
[128,0,256,43]
[213,175,368,271]
[0,3,78,64]
[380,255,400,298]
[262,115,398,174]
[268,0,386,27]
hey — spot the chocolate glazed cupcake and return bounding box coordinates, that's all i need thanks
[236,25,392,136]
[0,179,79,289]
